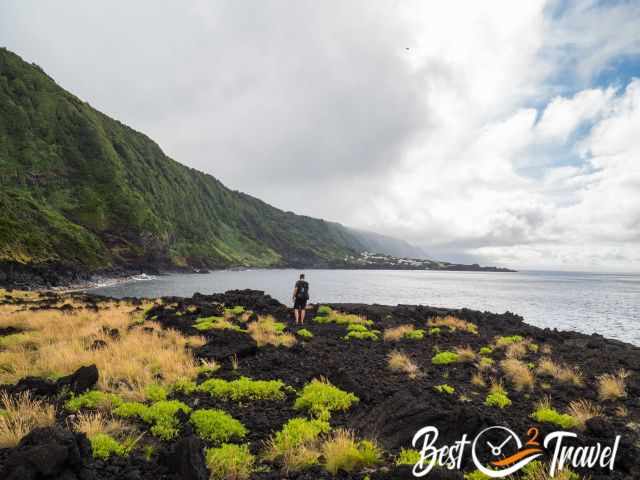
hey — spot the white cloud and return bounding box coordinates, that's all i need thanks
[1,0,639,270]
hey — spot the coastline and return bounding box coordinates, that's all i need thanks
[0,288,638,479]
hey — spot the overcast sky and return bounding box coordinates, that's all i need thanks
[2,0,640,271]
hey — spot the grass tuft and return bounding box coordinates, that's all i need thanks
[500,359,535,391]
[197,377,286,401]
[321,429,382,475]
[597,370,629,401]
[387,350,420,379]
[247,316,296,347]
[0,391,56,448]
[531,397,578,429]
[263,417,330,472]
[206,443,255,480]
[190,409,247,443]
[431,351,460,365]
[428,315,478,334]
[294,378,359,420]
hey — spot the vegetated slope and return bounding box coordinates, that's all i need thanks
[0,47,368,280]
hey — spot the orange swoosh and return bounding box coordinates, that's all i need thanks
[491,448,543,467]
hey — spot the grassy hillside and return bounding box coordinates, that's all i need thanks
[0,48,366,276]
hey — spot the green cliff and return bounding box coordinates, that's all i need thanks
[0,48,366,282]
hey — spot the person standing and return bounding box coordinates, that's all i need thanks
[292,273,309,324]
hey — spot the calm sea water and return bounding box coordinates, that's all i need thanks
[88,269,640,346]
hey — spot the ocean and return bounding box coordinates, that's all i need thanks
[88,269,640,346]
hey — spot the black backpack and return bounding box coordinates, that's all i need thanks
[296,281,309,300]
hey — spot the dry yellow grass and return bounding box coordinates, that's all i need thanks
[454,346,477,363]
[71,411,126,438]
[505,342,528,359]
[247,316,296,348]
[471,372,486,387]
[500,359,535,391]
[597,370,629,401]
[428,315,478,334]
[0,391,56,447]
[0,299,206,400]
[536,358,583,386]
[614,405,628,417]
[387,350,420,379]
[321,429,380,475]
[567,399,603,430]
[383,325,416,342]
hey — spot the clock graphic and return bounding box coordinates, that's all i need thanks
[471,426,544,478]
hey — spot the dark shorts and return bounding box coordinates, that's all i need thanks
[294,297,307,309]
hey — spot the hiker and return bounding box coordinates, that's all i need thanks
[292,273,309,324]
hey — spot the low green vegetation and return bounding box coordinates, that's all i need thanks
[316,305,332,316]
[197,377,286,401]
[428,327,441,336]
[313,308,373,326]
[225,305,245,315]
[206,443,255,480]
[190,409,247,443]
[113,400,192,440]
[294,379,359,420]
[322,430,382,475]
[296,328,313,339]
[403,329,425,340]
[193,316,243,332]
[479,346,493,355]
[89,433,126,459]
[343,329,380,341]
[495,335,524,347]
[431,351,460,365]
[65,390,123,412]
[532,404,578,429]
[145,384,167,402]
[264,417,331,470]
[485,384,512,409]
[395,448,421,466]
[434,384,455,394]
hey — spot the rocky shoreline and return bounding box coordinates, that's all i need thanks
[0,289,638,479]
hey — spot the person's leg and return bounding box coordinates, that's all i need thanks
[293,308,299,324]
[300,307,306,324]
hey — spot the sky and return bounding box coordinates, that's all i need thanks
[1,0,639,271]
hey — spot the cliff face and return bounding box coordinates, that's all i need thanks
[0,48,368,283]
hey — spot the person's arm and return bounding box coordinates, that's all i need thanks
[292,285,298,300]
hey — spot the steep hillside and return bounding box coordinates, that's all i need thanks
[0,48,369,284]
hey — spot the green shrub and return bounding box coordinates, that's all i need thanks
[297,328,313,339]
[316,305,332,316]
[485,391,512,409]
[130,400,192,440]
[190,409,247,443]
[145,384,167,402]
[322,430,382,475]
[194,316,242,332]
[172,377,198,395]
[434,384,455,394]
[532,406,578,429]
[428,327,441,336]
[479,357,494,368]
[495,335,524,347]
[479,346,493,355]
[294,379,359,420]
[90,433,125,459]
[395,448,421,466]
[272,322,286,333]
[225,305,245,315]
[343,330,379,341]
[403,329,425,340]
[197,377,285,401]
[113,401,148,418]
[65,390,123,412]
[347,323,369,333]
[264,417,330,469]
[206,444,255,480]
[197,362,220,376]
[431,351,460,365]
